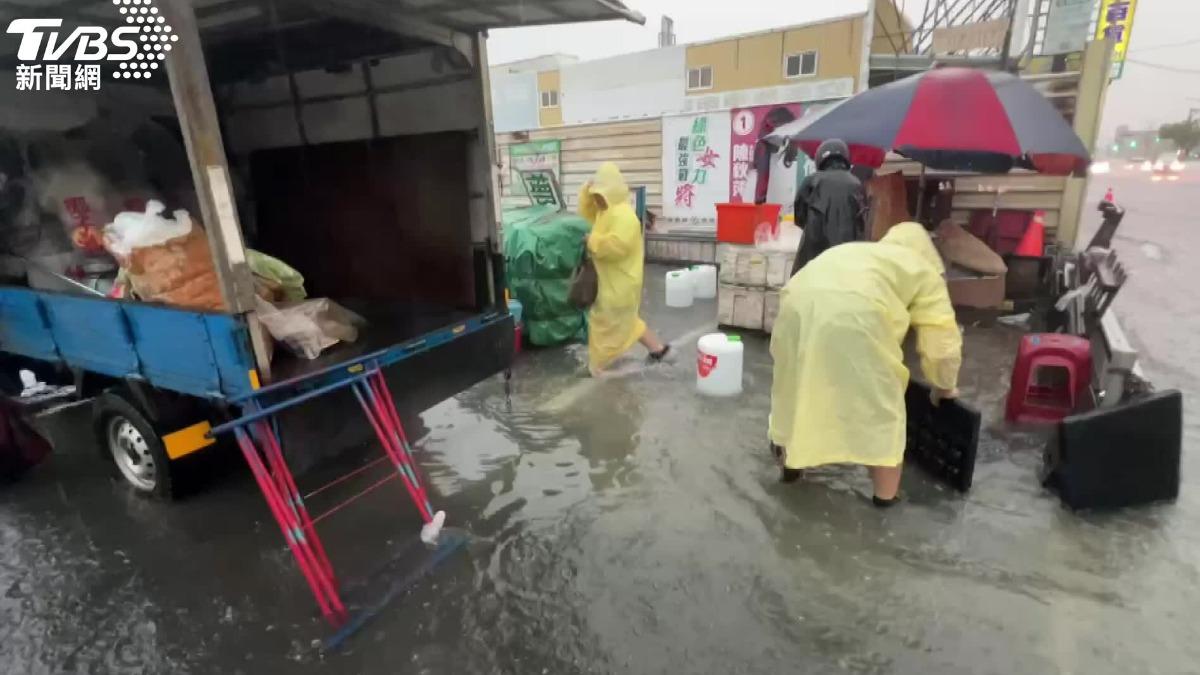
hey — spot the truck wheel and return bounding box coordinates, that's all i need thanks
[94,392,173,499]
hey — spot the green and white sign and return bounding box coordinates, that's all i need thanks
[509,139,561,197]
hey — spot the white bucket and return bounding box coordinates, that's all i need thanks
[665,269,694,308]
[696,333,744,396]
[691,264,717,300]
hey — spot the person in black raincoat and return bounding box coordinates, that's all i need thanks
[791,138,866,276]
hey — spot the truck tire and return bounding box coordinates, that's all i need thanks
[93,391,175,499]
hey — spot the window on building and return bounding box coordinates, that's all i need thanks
[785,51,818,78]
[540,90,559,108]
[687,66,713,91]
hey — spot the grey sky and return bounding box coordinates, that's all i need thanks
[487,0,1199,141]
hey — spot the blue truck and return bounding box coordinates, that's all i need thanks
[0,0,645,498]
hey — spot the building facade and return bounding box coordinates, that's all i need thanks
[489,4,905,222]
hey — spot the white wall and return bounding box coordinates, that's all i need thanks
[681,77,855,114]
[561,46,686,125]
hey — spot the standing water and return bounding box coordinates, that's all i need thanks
[0,177,1197,673]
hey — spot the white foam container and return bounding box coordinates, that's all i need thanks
[691,264,717,299]
[696,332,744,396]
[665,269,694,308]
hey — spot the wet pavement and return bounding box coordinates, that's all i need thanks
[3,176,1198,673]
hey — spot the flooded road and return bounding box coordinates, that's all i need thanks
[2,176,1198,673]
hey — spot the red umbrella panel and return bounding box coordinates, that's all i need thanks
[769,67,1090,176]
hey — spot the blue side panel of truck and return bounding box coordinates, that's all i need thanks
[0,287,256,400]
[41,294,140,378]
[0,288,59,362]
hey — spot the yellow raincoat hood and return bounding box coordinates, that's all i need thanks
[880,221,945,274]
[585,162,631,208]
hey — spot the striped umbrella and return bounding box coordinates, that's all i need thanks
[768,67,1090,176]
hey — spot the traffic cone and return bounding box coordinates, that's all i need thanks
[1014,210,1046,257]
[1103,187,1114,203]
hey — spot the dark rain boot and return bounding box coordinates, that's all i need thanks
[872,495,901,508]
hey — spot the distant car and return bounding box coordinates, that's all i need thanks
[1151,157,1181,182]
[1125,156,1147,170]
[1090,160,1111,174]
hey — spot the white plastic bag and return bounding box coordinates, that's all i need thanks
[254,296,364,360]
[103,200,192,258]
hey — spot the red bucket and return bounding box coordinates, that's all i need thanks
[716,203,782,244]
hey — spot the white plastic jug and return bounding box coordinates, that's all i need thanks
[696,333,744,396]
[665,269,694,308]
[691,264,717,300]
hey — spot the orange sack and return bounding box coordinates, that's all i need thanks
[106,201,226,312]
[125,225,225,311]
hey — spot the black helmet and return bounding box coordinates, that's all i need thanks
[816,138,850,170]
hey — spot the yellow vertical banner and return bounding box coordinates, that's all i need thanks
[1095,0,1139,78]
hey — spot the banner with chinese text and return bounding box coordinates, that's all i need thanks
[1095,0,1138,79]
[661,111,731,219]
[728,103,804,205]
[508,140,561,197]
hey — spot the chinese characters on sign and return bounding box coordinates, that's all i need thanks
[15,64,102,92]
[729,103,804,205]
[509,140,562,198]
[661,112,732,219]
[1095,0,1138,79]
[517,169,565,210]
[673,116,719,208]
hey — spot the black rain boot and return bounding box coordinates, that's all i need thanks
[872,494,901,508]
[781,467,803,483]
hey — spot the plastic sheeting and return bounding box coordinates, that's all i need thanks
[502,204,590,346]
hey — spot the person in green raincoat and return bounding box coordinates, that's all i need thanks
[768,222,962,506]
[578,162,669,376]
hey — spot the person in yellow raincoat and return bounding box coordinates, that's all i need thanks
[768,221,962,506]
[578,162,669,375]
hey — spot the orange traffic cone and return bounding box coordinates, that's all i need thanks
[1103,187,1114,202]
[1014,210,1046,257]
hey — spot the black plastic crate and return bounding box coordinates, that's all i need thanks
[905,380,981,492]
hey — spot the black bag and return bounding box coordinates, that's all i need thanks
[567,248,598,309]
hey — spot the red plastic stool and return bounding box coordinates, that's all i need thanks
[1005,334,1092,424]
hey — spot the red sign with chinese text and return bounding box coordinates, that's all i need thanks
[728,103,804,204]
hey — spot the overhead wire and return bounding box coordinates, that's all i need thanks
[1124,58,1200,75]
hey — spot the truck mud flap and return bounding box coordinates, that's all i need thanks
[905,380,981,492]
[1043,390,1182,510]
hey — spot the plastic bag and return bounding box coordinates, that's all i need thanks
[254,296,364,360]
[248,249,306,302]
[104,200,224,311]
[33,160,118,255]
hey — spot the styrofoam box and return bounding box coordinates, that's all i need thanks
[765,252,795,288]
[718,283,765,331]
[719,245,739,284]
[718,244,768,287]
[764,290,781,334]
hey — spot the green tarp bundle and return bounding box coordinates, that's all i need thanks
[503,204,590,346]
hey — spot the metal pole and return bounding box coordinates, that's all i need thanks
[915,164,928,224]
